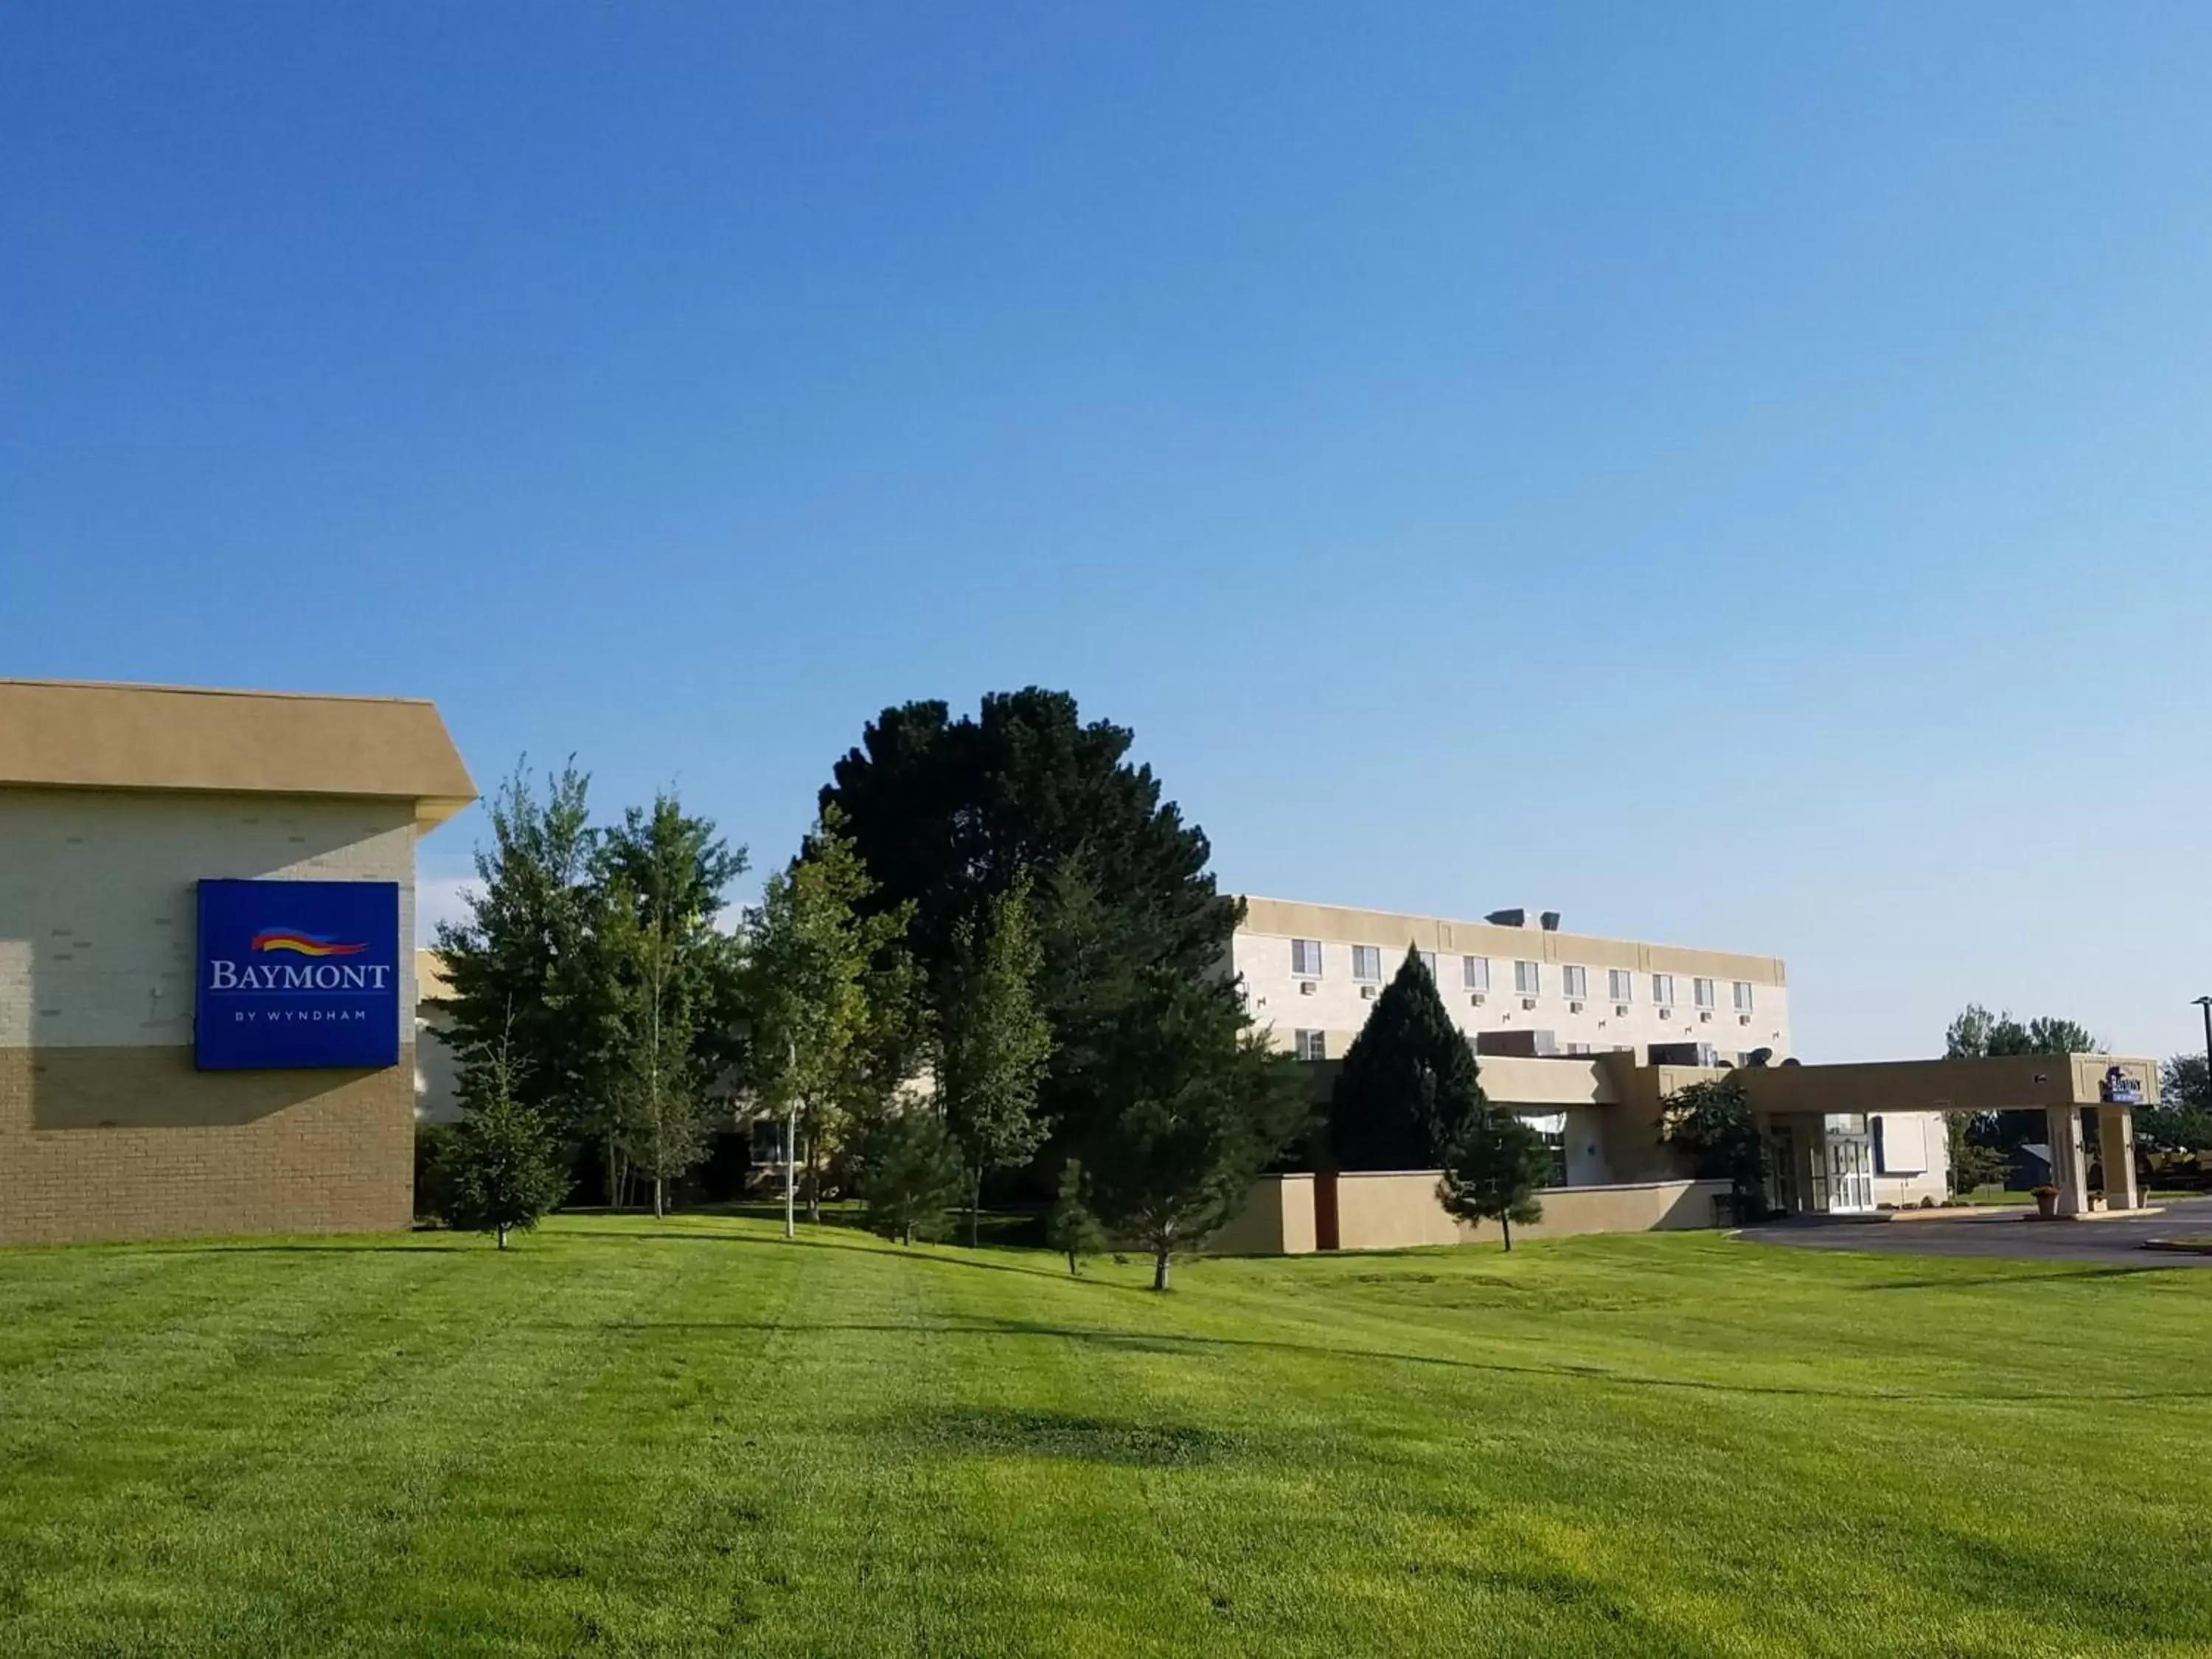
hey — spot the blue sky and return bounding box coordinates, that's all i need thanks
[5,3,2209,1062]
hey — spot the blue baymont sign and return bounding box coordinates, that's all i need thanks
[195,880,402,1070]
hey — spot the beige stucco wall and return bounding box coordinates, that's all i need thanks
[1217,1171,1732,1255]
[0,786,422,1243]
[1332,1171,1732,1250]
[1206,1173,1318,1255]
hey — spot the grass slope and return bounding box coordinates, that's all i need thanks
[1,1214,2208,1658]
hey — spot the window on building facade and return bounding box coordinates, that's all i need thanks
[1417,950,1438,980]
[1464,956,1489,992]
[1733,981,1753,1012]
[1652,973,1674,1006]
[1609,968,1632,1003]
[1351,945,1381,982]
[1294,1029,1326,1062]
[1514,959,1540,996]
[1694,977,1716,1009]
[1562,964,1587,998]
[1292,938,1324,978]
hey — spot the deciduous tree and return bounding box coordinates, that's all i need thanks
[598,793,746,1219]
[939,874,1055,1245]
[1658,1074,1767,1221]
[435,761,618,1169]
[744,807,914,1225]
[444,1029,571,1249]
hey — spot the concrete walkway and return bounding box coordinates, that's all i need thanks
[1739,1197,2212,1267]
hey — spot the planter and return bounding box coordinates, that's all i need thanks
[2034,1190,2059,1220]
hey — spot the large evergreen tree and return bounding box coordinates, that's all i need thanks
[1328,946,1486,1171]
[821,690,1237,1158]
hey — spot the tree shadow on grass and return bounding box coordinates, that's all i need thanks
[552,1224,1152,1293]
[578,1312,2212,1405]
[889,1405,1243,1467]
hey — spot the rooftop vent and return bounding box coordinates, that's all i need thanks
[1484,908,1527,928]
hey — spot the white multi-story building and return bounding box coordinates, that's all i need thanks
[1228,894,1952,1213]
[1231,896,1790,1068]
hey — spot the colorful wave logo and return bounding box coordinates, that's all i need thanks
[251,929,369,958]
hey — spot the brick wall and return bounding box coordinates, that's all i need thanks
[0,1046,415,1243]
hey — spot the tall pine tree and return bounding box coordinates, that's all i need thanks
[1328,945,1486,1171]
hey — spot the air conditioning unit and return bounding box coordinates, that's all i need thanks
[1298,981,1317,995]
[1659,1007,1672,1020]
[1521,997,1537,1011]
[1360,984,1377,1001]
[1699,1011,1713,1023]
[1469,992,1486,1007]
[1568,1000,1584,1013]
[1615,1004,1629,1017]
[1738,1013,1751,1026]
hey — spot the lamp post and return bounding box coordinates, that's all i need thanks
[2195,996,2212,1098]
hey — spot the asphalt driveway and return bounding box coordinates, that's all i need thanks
[1739,1197,2212,1267]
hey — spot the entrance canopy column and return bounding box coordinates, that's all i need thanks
[2096,1105,2140,1210]
[2045,1104,2089,1217]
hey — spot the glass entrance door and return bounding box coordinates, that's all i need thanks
[1826,1133,1874,1213]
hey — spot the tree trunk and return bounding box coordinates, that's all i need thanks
[605,1135,619,1207]
[903,1220,915,1247]
[1152,1245,1172,1292]
[970,1166,981,1250]
[653,1175,666,1220]
[497,1224,509,1251]
[806,1133,822,1224]
[1066,1251,1079,1277]
[1500,1214,1514,1251]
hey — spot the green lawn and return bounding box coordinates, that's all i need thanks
[3,1215,2209,1658]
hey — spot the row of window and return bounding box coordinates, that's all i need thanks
[1293,1030,1610,1062]
[1288,939,1755,1011]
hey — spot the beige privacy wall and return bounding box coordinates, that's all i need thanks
[0,788,420,1244]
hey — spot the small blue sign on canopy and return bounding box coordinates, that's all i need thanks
[195,879,402,1071]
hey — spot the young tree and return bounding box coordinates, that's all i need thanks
[1658,1074,1767,1220]
[434,761,619,1170]
[1085,978,1310,1290]
[1047,1157,1109,1276]
[939,874,1055,1245]
[597,793,746,1219]
[857,1110,966,1245]
[1436,1108,1550,1250]
[1944,1115,2011,1194]
[443,1033,571,1249]
[1329,945,1486,1171]
[744,807,914,1229]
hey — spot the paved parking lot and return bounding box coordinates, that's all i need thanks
[1739,1197,2212,1267]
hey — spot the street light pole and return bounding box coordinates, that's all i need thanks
[2194,996,2212,1100]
